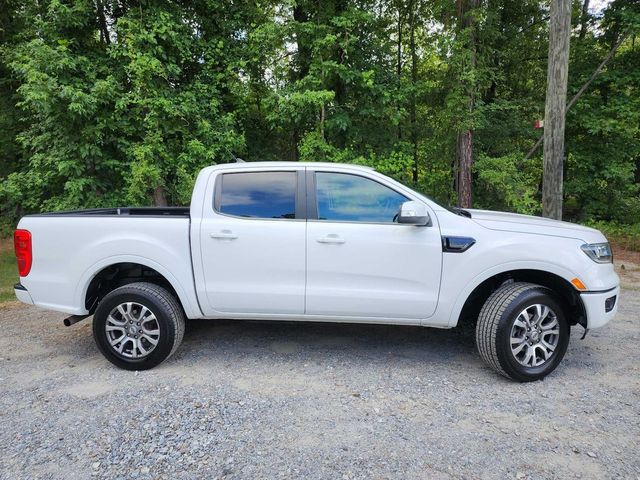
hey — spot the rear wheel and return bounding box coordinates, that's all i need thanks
[93,282,185,370]
[476,282,570,382]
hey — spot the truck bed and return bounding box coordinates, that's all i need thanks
[16,210,199,317]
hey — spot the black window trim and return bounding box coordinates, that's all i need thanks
[306,169,411,225]
[213,170,306,221]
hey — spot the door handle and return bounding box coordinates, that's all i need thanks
[317,234,345,244]
[210,230,238,240]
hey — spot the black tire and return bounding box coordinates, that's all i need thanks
[92,282,185,370]
[476,282,570,382]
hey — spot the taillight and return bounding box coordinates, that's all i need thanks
[14,229,32,277]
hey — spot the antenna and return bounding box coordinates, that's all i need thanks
[222,147,246,164]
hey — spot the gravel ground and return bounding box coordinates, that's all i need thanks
[0,288,638,480]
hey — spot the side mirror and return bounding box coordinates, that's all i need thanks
[397,201,430,226]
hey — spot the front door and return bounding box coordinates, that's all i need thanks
[199,169,306,315]
[305,171,442,319]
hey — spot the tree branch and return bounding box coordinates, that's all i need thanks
[523,32,629,162]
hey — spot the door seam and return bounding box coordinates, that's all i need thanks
[303,167,308,314]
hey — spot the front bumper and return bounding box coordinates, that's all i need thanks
[14,284,34,305]
[580,286,619,329]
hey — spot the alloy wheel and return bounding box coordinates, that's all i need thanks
[509,303,560,368]
[105,302,160,359]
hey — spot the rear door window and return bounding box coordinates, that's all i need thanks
[217,172,297,219]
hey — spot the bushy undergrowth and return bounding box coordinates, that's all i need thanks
[584,221,640,252]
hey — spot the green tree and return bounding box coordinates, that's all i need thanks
[0,0,637,231]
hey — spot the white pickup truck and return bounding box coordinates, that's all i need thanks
[13,162,619,381]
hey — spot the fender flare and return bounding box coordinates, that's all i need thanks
[74,254,203,319]
[446,260,580,327]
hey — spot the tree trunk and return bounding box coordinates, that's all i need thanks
[96,0,111,45]
[292,4,311,79]
[542,0,571,220]
[331,0,348,148]
[456,0,479,209]
[409,0,418,182]
[396,3,403,141]
[153,185,168,207]
[457,131,474,208]
[292,3,311,160]
[579,0,590,40]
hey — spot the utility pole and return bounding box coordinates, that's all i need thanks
[542,0,571,220]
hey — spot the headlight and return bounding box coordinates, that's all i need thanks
[581,242,613,264]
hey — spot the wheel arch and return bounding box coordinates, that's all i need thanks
[76,256,202,319]
[452,268,586,329]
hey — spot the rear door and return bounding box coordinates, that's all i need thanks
[198,167,306,315]
[305,170,442,320]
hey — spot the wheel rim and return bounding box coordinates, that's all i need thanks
[510,303,560,368]
[105,302,160,359]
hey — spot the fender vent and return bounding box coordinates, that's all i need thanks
[442,236,476,253]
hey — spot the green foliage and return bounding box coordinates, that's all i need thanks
[0,0,245,218]
[0,239,18,303]
[475,153,542,215]
[583,221,640,252]
[0,0,638,228]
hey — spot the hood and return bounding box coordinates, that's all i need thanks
[467,209,605,243]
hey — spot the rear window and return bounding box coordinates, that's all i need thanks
[217,172,297,219]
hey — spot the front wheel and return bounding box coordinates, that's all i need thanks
[476,282,570,382]
[93,282,185,370]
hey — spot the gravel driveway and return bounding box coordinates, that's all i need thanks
[0,288,638,480]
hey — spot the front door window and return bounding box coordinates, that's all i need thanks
[315,172,408,223]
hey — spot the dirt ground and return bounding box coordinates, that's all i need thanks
[0,263,638,479]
